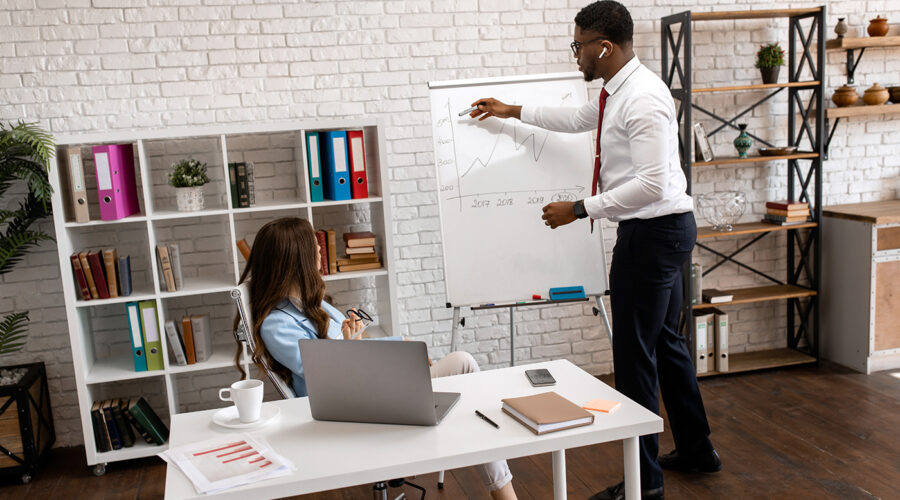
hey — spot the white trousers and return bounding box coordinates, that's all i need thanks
[430,351,514,492]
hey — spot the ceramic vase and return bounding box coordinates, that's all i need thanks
[863,83,889,106]
[832,84,859,107]
[733,124,753,159]
[834,18,848,38]
[760,66,780,84]
[867,16,889,37]
[175,186,205,212]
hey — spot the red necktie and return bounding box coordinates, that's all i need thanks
[590,88,609,233]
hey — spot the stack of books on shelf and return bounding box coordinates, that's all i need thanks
[762,200,810,226]
[126,301,165,371]
[163,314,213,366]
[227,162,256,208]
[90,397,169,452]
[338,231,381,272]
[306,130,369,202]
[702,288,733,304]
[70,248,132,300]
[156,243,183,292]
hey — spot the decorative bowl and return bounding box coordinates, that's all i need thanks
[759,146,798,156]
[889,86,900,104]
[863,83,889,106]
[696,191,747,232]
[831,84,859,107]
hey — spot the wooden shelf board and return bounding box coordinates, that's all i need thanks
[693,152,818,167]
[826,36,900,50]
[693,284,816,310]
[826,103,900,118]
[697,221,817,239]
[692,81,819,93]
[697,348,816,378]
[691,9,821,21]
[823,200,900,225]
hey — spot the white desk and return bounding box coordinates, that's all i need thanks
[164,359,662,499]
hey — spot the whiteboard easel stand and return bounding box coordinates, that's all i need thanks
[449,295,612,367]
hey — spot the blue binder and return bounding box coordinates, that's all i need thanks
[321,131,351,201]
[126,301,147,372]
[306,132,324,202]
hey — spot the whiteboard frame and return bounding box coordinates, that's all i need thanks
[428,72,609,308]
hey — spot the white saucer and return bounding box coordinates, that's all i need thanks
[212,405,280,429]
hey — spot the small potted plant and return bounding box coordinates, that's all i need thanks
[168,158,209,212]
[755,42,785,84]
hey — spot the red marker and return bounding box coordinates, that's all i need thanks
[533,294,542,300]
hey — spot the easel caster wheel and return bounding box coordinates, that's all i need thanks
[21,474,31,484]
[93,463,107,476]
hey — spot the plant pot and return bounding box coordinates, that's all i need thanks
[733,124,753,159]
[175,186,205,212]
[867,16,889,37]
[863,83,889,106]
[0,362,55,484]
[832,84,859,107]
[759,66,780,84]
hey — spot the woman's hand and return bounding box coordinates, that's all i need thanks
[341,309,365,340]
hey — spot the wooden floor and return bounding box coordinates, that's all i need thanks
[1,362,898,499]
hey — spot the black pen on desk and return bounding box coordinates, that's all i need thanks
[475,410,499,429]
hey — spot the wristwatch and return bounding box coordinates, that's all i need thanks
[573,199,588,219]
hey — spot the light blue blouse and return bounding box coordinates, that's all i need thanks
[259,299,402,397]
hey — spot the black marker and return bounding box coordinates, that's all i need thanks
[475,410,499,429]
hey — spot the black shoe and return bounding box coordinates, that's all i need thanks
[658,448,722,473]
[589,481,664,500]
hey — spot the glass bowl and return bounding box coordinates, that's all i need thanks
[696,191,746,232]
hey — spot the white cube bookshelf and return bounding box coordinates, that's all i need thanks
[48,118,398,471]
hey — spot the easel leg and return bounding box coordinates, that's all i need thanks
[509,307,515,367]
[594,294,613,343]
[450,307,460,352]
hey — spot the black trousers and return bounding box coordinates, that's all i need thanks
[609,211,712,490]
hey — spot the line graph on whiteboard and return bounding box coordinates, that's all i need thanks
[433,92,589,212]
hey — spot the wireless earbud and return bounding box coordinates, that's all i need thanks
[598,46,608,59]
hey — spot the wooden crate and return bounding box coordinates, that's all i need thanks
[0,362,55,483]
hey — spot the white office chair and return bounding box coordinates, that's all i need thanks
[230,283,434,500]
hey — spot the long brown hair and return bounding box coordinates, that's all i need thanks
[233,217,330,382]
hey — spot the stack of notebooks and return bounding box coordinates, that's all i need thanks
[701,288,733,304]
[501,391,594,435]
[90,397,169,452]
[70,248,132,301]
[156,243,184,292]
[762,200,810,225]
[163,314,213,366]
[338,231,381,272]
[227,162,256,208]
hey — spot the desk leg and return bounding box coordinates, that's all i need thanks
[552,449,566,500]
[623,437,640,499]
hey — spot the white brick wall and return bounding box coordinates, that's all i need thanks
[2,0,899,448]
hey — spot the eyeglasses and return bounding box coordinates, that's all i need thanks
[570,37,607,55]
[346,308,373,325]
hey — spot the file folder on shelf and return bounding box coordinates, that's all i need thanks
[139,300,164,370]
[61,146,90,222]
[712,308,729,372]
[320,131,351,201]
[91,144,140,221]
[347,130,369,199]
[693,312,712,375]
[126,302,148,372]
[306,132,324,202]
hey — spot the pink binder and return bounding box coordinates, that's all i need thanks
[92,144,140,220]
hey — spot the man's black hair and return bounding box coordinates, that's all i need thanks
[574,0,633,45]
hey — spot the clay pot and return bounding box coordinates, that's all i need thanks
[831,84,859,107]
[867,16,889,37]
[863,83,889,106]
[889,86,900,104]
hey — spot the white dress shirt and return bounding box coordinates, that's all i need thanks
[520,56,693,222]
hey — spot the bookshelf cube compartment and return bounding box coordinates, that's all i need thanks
[160,293,238,372]
[80,302,167,383]
[224,131,306,209]
[151,215,237,295]
[57,143,147,224]
[66,222,154,304]
[0,362,54,483]
[141,136,228,216]
[88,379,170,457]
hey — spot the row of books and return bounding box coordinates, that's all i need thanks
[163,315,213,366]
[694,309,730,374]
[155,243,184,292]
[59,144,141,223]
[227,162,256,208]
[316,230,382,274]
[70,249,132,301]
[761,200,810,226]
[90,397,169,452]
[306,130,369,202]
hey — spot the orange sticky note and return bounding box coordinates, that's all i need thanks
[583,398,621,413]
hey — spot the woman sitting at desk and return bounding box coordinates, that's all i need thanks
[233,217,517,500]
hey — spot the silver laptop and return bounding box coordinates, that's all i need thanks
[298,339,461,426]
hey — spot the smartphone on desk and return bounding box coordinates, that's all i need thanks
[525,368,556,387]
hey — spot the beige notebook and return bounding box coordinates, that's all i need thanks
[501,391,594,435]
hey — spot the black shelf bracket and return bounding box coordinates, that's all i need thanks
[824,117,841,160]
[845,47,866,84]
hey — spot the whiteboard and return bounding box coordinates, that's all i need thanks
[429,73,608,307]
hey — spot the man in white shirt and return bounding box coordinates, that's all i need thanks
[468,2,720,499]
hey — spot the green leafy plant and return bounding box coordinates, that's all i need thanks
[0,120,56,355]
[755,42,785,69]
[168,158,210,188]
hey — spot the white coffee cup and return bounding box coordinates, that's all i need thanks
[219,379,264,423]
